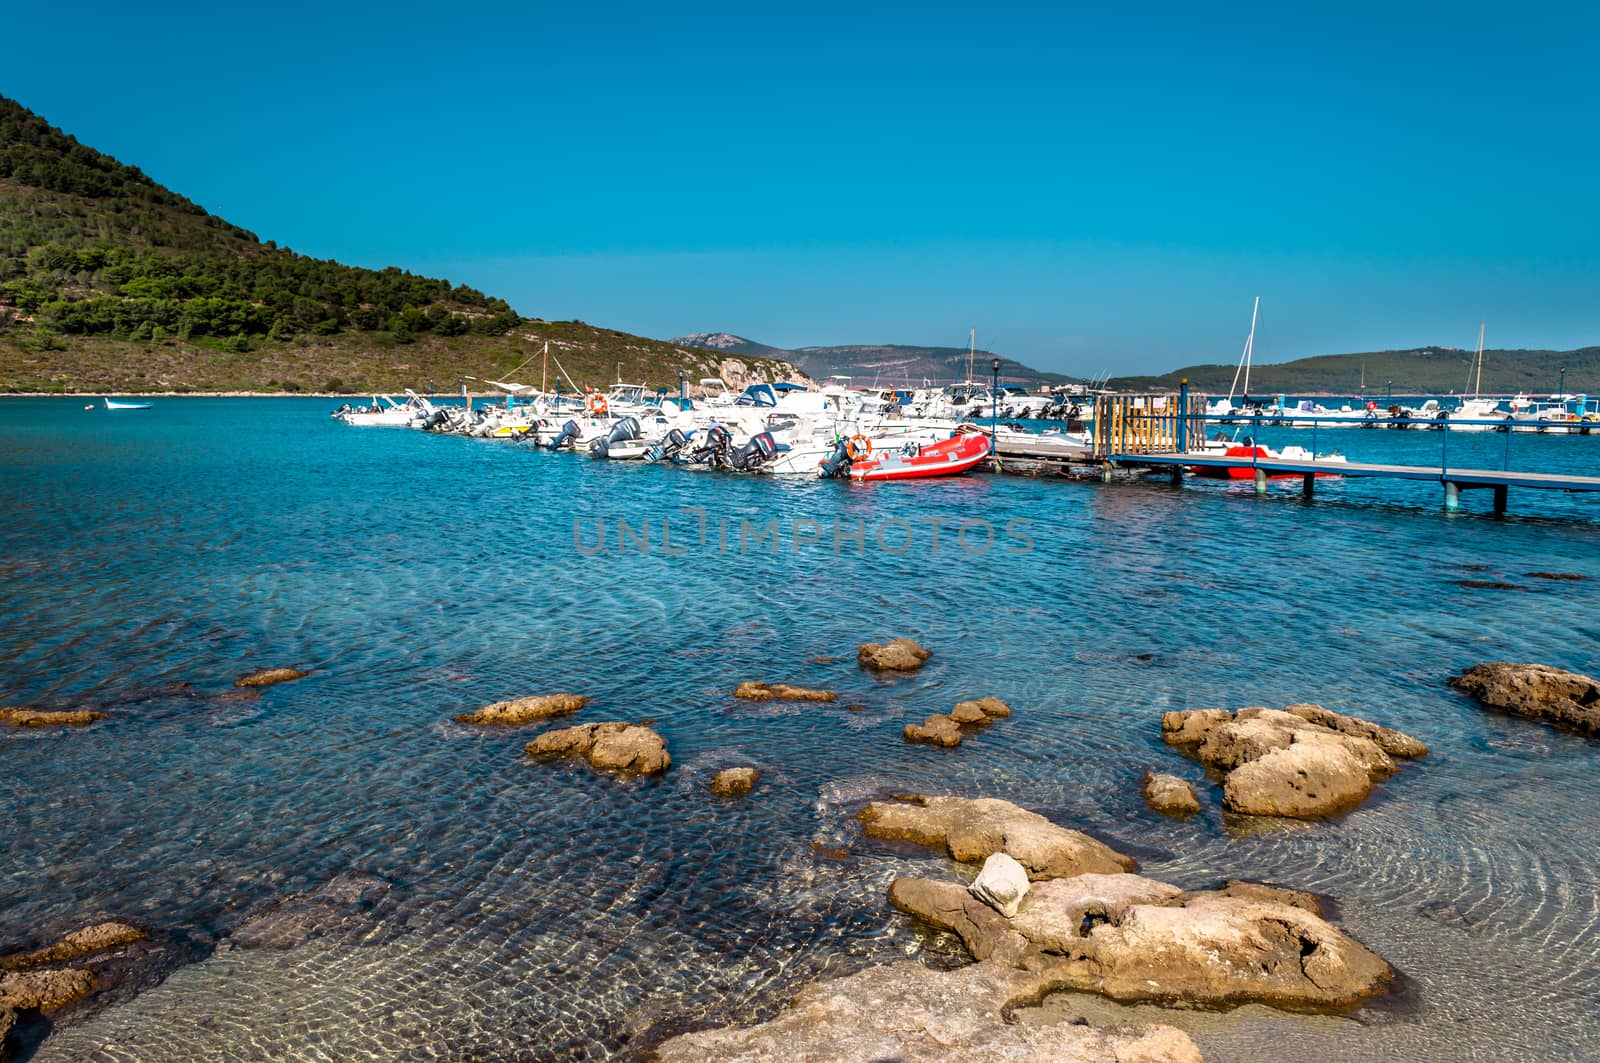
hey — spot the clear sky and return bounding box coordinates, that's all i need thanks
[7,1,1597,374]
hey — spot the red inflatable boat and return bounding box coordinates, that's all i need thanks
[847,432,992,482]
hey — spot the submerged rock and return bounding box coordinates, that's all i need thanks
[857,637,931,672]
[650,960,1201,1063]
[710,767,761,797]
[950,696,1011,722]
[229,872,391,950]
[233,667,308,688]
[1162,705,1426,818]
[890,871,1393,1011]
[1,922,145,971]
[1142,772,1200,816]
[0,708,107,728]
[526,722,670,775]
[733,682,836,703]
[860,796,1134,879]
[1450,662,1600,737]
[453,693,590,726]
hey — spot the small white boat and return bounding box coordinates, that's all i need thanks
[104,397,152,410]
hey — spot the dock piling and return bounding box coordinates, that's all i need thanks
[1493,485,1508,514]
[1255,468,1268,496]
[1302,472,1315,498]
[1444,481,1461,511]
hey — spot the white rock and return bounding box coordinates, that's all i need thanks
[969,852,1030,918]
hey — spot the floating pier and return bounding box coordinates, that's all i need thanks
[1094,387,1600,515]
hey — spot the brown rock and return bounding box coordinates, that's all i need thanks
[1284,703,1429,758]
[1222,734,1375,817]
[1142,772,1200,815]
[889,871,1393,1011]
[650,959,1202,1063]
[732,682,836,703]
[526,721,670,775]
[1450,662,1600,737]
[903,714,963,747]
[1163,705,1424,819]
[861,796,1134,879]
[0,967,96,1012]
[709,767,761,798]
[454,693,590,726]
[234,667,308,688]
[857,637,931,672]
[1,922,145,970]
[949,696,1011,723]
[0,708,108,728]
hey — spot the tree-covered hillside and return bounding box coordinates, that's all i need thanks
[0,95,797,392]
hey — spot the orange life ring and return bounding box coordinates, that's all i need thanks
[587,394,609,416]
[846,434,872,460]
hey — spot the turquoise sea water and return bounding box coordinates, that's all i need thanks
[2,397,1599,1060]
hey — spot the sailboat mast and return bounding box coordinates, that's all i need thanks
[1226,296,1260,405]
[967,328,976,382]
[1473,322,1485,399]
[1243,296,1259,396]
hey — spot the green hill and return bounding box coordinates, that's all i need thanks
[1107,345,1600,396]
[0,95,797,393]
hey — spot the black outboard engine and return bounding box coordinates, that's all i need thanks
[331,403,352,418]
[645,427,691,463]
[546,419,582,450]
[688,423,733,466]
[420,408,450,431]
[819,436,852,478]
[729,431,777,471]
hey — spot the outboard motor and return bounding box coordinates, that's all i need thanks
[419,408,450,432]
[546,419,582,451]
[645,427,691,463]
[729,431,777,471]
[331,403,352,418]
[819,436,852,478]
[589,416,640,458]
[688,423,732,466]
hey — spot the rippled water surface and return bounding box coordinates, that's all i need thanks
[3,398,1599,1061]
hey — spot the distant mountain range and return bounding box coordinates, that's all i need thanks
[672,332,1080,389]
[1106,345,1600,396]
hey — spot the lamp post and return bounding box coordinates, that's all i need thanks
[1386,380,1392,402]
[991,357,1000,457]
[1559,366,1567,396]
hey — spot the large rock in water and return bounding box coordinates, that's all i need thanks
[889,871,1394,1011]
[649,960,1202,1063]
[860,796,1134,879]
[1162,705,1426,818]
[1450,662,1600,737]
[454,693,589,726]
[526,722,670,775]
[857,637,931,672]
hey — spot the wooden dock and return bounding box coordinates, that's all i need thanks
[1109,452,1600,513]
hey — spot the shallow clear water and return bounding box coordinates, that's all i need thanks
[2,398,1598,1061]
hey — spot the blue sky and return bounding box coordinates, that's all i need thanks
[8,1,1598,374]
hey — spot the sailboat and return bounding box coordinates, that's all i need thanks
[103,397,152,410]
[1444,323,1504,431]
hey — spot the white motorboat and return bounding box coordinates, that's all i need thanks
[332,392,432,425]
[104,397,153,410]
